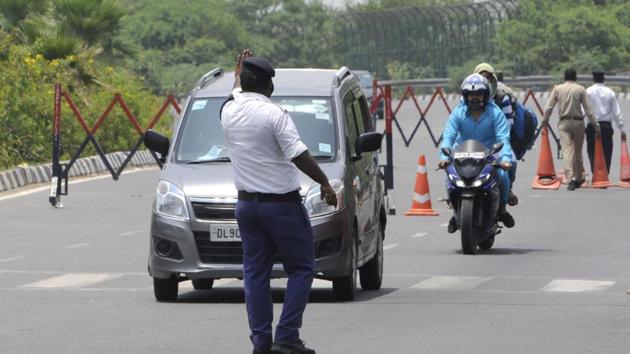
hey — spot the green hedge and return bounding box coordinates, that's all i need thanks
[0,32,172,170]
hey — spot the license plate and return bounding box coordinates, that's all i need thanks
[210,223,240,242]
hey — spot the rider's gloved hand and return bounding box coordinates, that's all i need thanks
[438,160,450,169]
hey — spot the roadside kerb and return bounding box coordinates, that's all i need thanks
[0,150,157,194]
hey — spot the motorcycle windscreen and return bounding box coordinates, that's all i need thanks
[453,140,488,180]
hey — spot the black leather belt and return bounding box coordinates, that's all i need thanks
[560,117,583,121]
[238,190,301,202]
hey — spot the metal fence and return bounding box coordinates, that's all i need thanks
[339,0,518,79]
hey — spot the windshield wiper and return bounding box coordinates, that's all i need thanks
[186,157,231,164]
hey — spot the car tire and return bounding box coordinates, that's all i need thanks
[332,235,357,301]
[153,276,178,302]
[359,223,383,290]
[192,278,214,290]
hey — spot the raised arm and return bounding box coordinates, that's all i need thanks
[232,48,254,89]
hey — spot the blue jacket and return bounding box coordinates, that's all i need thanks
[440,101,512,162]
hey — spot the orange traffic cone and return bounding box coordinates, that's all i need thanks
[618,137,630,188]
[405,154,438,216]
[532,127,561,189]
[588,136,613,188]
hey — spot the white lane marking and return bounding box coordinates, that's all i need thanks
[118,230,142,237]
[439,223,449,227]
[181,278,235,289]
[65,243,90,249]
[383,244,398,250]
[0,256,25,263]
[268,278,330,289]
[411,232,427,238]
[541,279,615,292]
[412,276,492,290]
[22,273,121,288]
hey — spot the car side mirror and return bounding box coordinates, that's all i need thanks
[441,147,452,157]
[144,130,170,163]
[351,132,382,162]
[491,142,504,154]
[356,132,382,154]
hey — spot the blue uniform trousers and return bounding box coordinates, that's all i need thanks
[236,199,315,351]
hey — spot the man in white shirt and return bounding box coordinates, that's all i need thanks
[586,70,627,174]
[221,50,336,354]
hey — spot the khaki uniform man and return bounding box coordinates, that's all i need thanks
[542,68,600,190]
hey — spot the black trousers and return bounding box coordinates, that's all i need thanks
[586,121,614,174]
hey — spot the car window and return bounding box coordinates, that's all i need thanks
[343,92,360,156]
[352,98,367,135]
[275,98,335,159]
[175,97,227,162]
[173,96,336,162]
[357,95,374,132]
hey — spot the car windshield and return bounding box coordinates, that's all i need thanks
[174,96,336,163]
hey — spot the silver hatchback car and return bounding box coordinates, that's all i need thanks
[144,67,386,301]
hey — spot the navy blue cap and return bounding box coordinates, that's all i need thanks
[242,58,275,78]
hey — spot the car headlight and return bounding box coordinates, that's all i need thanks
[304,179,344,217]
[154,180,189,220]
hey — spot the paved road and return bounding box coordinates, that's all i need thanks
[1,98,630,353]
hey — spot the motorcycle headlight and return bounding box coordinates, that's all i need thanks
[471,173,491,187]
[304,179,344,217]
[154,180,189,220]
[455,180,466,188]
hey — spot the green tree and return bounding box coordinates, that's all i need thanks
[121,0,247,95]
[494,0,630,75]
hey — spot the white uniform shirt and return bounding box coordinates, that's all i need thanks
[221,88,307,194]
[586,83,625,131]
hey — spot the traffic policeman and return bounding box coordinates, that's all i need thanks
[221,50,337,354]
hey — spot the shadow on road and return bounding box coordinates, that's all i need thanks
[175,287,398,304]
[454,248,555,255]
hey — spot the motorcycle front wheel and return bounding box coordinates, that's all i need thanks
[460,198,477,254]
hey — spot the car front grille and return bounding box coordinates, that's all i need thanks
[193,231,283,264]
[191,202,236,220]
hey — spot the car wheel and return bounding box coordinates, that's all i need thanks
[153,276,178,302]
[192,278,214,290]
[359,223,383,290]
[332,234,357,301]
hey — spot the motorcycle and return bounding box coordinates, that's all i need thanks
[441,140,505,254]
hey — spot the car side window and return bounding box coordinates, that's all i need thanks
[357,95,374,132]
[343,92,359,156]
[352,98,366,135]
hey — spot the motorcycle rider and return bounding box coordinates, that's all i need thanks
[439,73,515,232]
[474,63,519,206]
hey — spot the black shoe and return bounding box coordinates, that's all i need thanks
[508,191,518,206]
[499,211,515,228]
[447,216,457,233]
[575,178,585,189]
[271,340,315,354]
[567,180,576,191]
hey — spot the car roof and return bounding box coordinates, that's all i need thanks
[194,68,344,97]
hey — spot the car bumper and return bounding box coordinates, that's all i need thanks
[148,208,352,280]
